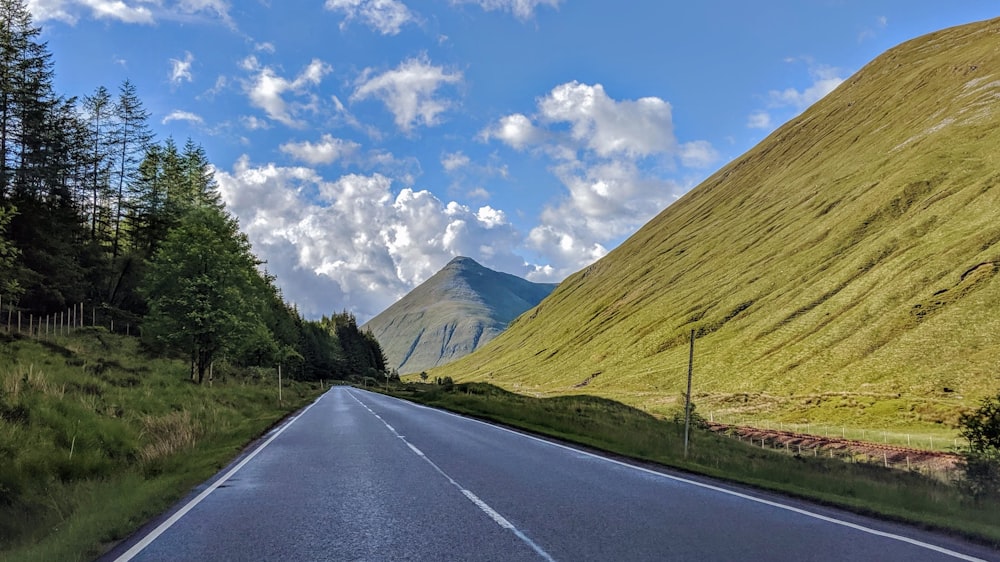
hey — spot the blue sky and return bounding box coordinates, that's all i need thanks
[29,0,998,321]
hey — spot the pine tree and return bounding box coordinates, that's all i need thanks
[82,85,114,242]
[106,79,152,303]
[109,79,152,261]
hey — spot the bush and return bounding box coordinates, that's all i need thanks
[958,392,1000,499]
[670,393,708,430]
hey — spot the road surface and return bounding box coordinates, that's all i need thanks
[103,387,998,561]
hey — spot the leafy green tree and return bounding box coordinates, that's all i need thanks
[958,393,1000,499]
[141,205,266,383]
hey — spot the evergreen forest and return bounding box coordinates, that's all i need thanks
[0,0,386,382]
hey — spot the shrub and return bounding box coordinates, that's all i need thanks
[957,392,1000,499]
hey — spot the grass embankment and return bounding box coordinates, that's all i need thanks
[0,328,323,562]
[390,382,1000,546]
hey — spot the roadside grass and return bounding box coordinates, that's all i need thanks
[388,382,1000,546]
[0,328,323,562]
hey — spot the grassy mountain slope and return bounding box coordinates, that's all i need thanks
[363,257,556,374]
[434,18,1000,430]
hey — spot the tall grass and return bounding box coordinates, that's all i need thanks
[391,382,1000,546]
[0,328,323,561]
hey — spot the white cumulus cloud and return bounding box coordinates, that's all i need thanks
[480,113,544,150]
[483,81,712,280]
[538,81,675,158]
[325,0,416,35]
[162,110,204,124]
[216,157,532,320]
[767,64,844,110]
[747,110,772,130]
[243,58,332,128]
[679,140,720,169]
[441,151,470,171]
[280,134,362,166]
[451,0,560,19]
[352,55,462,133]
[28,0,232,24]
[169,51,195,85]
[747,62,846,131]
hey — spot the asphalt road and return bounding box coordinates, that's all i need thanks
[103,387,999,561]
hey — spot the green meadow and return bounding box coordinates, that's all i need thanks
[0,329,322,562]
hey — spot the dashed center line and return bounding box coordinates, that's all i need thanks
[348,389,556,562]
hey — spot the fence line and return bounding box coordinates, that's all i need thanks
[727,425,960,482]
[0,298,136,338]
[707,411,965,453]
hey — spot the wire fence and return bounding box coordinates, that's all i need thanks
[721,425,963,482]
[705,410,966,453]
[0,296,138,338]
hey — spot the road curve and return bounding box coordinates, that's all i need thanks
[103,387,999,561]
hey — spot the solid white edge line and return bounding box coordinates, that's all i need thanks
[361,389,986,562]
[112,393,327,562]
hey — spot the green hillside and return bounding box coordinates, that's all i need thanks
[363,257,556,374]
[433,17,1000,431]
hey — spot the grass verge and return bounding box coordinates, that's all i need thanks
[388,381,1000,547]
[0,328,324,562]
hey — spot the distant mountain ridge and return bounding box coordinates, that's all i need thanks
[362,257,556,373]
[432,17,1000,429]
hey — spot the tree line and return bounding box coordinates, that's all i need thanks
[0,0,385,382]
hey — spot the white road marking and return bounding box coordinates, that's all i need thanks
[347,389,556,562]
[112,393,328,562]
[364,389,987,562]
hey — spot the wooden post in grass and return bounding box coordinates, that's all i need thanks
[684,329,695,459]
[278,363,283,403]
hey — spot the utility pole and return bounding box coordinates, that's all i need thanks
[684,329,694,459]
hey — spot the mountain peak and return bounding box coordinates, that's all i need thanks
[444,256,482,270]
[362,259,556,373]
